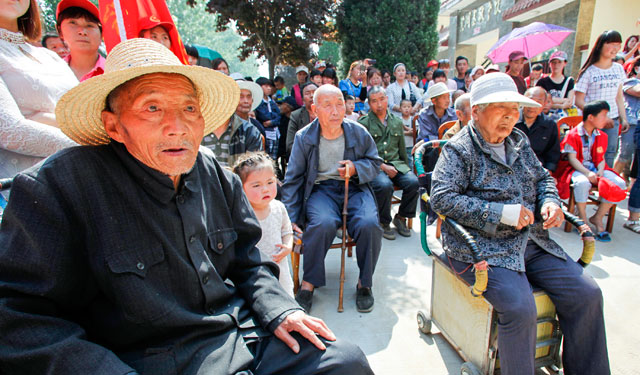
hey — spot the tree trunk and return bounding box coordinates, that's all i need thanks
[267,54,278,80]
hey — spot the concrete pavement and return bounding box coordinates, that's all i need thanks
[298,203,640,374]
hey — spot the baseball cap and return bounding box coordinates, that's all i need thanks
[56,0,100,21]
[470,73,540,108]
[314,61,326,69]
[549,51,568,62]
[427,60,439,68]
[508,51,527,62]
[426,82,454,99]
[295,66,309,75]
[137,15,174,34]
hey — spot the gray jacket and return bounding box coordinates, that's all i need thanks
[430,123,565,272]
[281,119,382,226]
[286,106,311,156]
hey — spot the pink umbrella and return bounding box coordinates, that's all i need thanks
[486,22,574,63]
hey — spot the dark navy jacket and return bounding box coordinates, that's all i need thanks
[281,119,382,226]
[0,142,299,374]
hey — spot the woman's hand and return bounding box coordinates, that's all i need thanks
[541,203,564,230]
[516,206,535,230]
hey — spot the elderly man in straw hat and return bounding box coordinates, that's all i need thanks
[430,73,609,375]
[0,39,373,375]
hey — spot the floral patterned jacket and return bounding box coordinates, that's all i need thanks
[430,123,565,272]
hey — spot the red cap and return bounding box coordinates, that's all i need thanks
[137,15,174,35]
[56,0,100,21]
[598,177,627,203]
[427,59,438,68]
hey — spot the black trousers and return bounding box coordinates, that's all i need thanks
[243,333,374,375]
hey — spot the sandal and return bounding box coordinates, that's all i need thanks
[623,220,640,234]
[595,231,611,242]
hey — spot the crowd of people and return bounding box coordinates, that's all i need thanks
[0,0,637,373]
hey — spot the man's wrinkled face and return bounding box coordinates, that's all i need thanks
[523,89,545,119]
[431,93,450,111]
[368,91,388,118]
[312,92,345,129]
[102,73,204,179]
[59,16,102,54]
[303,85,317,107]
[236,89,253,115]
[473,102,520,142]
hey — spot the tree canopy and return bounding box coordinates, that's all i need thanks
[197,0,336,78]
[336,0,439,74]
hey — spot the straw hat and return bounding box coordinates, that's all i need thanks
[470,73,539,108]
[56,38,239,146]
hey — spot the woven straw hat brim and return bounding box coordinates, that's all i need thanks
[56,64,240,146]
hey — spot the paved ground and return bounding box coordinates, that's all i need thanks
[298,202,640,374]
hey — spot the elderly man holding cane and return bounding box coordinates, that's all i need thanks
[0,39,372,375]
[430,73,609,375]
[282,85,382,314]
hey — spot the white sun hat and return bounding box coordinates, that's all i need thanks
[470,72,540,108]
[56,38,239,146]
[230,73,263,112]
[426,82,454,99]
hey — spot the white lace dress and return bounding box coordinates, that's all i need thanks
[0,28,78,181]
[256,200,294,297]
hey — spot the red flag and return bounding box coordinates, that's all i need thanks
[99,0,189,65]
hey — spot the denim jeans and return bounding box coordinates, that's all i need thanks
[601,117,620,166]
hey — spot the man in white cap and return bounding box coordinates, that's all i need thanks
[201,73,264,167]
[0,39,373,375]
[416,82,457,141]
[430,73,609,375]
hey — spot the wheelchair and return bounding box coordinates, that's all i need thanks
[413,141,597,375]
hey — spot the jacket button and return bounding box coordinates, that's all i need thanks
[189,236,196,243]
[202,275,209,284]
[136,262,145,270]
[176,195,185,204]
[482,213,488,219]
[507,170,513,175]
[217,242,223,250]
[207,307,214,315]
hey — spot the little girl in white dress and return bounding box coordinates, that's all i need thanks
[233,152,294,296]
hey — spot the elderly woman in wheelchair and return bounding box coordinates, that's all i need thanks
[429,73,610,375]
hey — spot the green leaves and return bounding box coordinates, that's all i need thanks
[336,0,439,74]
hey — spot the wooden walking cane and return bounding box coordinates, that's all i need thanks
[338,163,351,313]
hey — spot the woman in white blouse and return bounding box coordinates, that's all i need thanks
[0,0,78,183]
[386,63,422,118]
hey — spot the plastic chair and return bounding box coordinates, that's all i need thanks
[557,116,581,140]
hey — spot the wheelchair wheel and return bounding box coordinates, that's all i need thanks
[460,361,482,375]
[416,310,432,334]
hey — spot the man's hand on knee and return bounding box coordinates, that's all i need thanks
[381,164,397,178]
[274,310,336,353]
